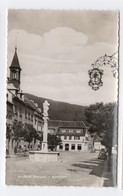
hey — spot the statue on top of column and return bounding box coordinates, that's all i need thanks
[43,100,50,117]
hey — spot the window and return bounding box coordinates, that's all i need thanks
[69,130,73,133]
[28,112,30,120]
[7,109,13,119]
[65,144,69,151]
[14,106,18,117]
[74,136,80,140]
[12,72,16,79]
[85,136,88,141]
[71,144,75,150]
[31,114,33,121]
[16,71,19,80]
[64,136,67,140]
[25,111,27,119]
[19,108,22,118]
[69,136,72,140]
[12,70,19,80]
[77,144,82,150]
[59,144,63,149]
[38,121,41,126]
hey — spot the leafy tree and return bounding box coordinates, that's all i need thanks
[12,120,25,141]
[47,133,62,151]
[32,132,62,151]
[85,102,117,170]
[11,121,39,148]
[7,120,62,152]
[23,124,37,147]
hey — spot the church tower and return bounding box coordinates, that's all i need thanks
[9,47,22,90]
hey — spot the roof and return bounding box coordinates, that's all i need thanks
[12,94,42,115]
[9,48,21,70]
[7,83,17,90]
[57,129,86,136]
[48,120,87,129]
[48,120,87,136]
[24,96,40,113]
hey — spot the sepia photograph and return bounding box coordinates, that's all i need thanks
[6,9,119,187]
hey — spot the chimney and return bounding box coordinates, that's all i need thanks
[21,93,24,101]
[18,90,24,101]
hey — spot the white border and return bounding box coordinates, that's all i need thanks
[0,0,123,195]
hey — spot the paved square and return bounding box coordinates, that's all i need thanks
[6,152,112,186]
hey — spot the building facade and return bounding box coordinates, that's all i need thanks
[6,48,43,154]
[48,120,89,151]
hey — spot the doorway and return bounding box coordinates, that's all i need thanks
[65,144,69,151]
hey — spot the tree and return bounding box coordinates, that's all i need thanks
[12,121,40,149]
[12,120,25,141]
[47,134,62,151]
[85,102,117,170]
[33,133,62,151]
[23,124,37,148]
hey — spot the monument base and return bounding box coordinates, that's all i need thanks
[29,151,60,162]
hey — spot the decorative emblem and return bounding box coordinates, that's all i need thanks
[88,51,118,90]
[88,68,103,91]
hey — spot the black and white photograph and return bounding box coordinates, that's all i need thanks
[6,9,119,187]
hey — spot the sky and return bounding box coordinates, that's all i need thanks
[7,10,119,106]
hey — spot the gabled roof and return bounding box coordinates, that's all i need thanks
[48,120,87,136]
[9,47,21,70]
[48,120,87,128]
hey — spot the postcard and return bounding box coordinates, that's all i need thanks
[6,9,119,187]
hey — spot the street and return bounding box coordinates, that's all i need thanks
[5,151,115,186]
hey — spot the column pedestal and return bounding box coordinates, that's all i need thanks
[42,142,48,152]
[29,100,60,162]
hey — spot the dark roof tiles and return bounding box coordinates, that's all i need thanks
[24,96,40,113]
[9,48,21,70]
[48,120,87,128]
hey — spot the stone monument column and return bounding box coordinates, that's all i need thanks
[29,100,59,162]
[42,100,50,152]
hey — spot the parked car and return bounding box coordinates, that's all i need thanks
[98,148,107,160]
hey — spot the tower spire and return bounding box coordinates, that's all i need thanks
[9,47,22,90]
[15,31,19,51]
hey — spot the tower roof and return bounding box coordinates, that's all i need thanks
[9,47,22,70]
